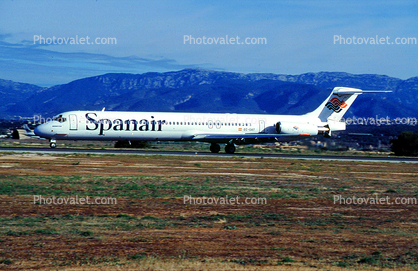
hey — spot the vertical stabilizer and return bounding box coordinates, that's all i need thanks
[306,87,363,122]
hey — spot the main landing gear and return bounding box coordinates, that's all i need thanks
[210,143,221,153]
[210,143,236,154]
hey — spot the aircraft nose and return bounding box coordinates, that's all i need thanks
[34,124,51,138]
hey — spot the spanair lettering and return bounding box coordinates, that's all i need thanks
[85,113,165,135]
[34,87,391,153]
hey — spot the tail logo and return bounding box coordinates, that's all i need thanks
[325,97,347,113]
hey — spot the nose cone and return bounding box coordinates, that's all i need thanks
[34,123,51,138]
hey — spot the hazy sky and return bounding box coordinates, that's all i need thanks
[0,0,417,86]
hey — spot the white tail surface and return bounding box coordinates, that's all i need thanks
[306,87,363,122]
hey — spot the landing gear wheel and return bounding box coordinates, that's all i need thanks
[210,143,221,153]
[50,142,56,148]
[225,144,236,154]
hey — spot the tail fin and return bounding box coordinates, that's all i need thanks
[306,87,391,136]
[306,87,365,122]
[23,124,40,138]
[23,124,32,134]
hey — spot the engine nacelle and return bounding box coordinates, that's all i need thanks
[276,121,318,136]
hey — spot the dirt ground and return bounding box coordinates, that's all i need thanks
[0,152,417,270]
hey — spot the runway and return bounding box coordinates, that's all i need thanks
[1,146,417,163]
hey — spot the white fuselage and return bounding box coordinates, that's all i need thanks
[34,110,321,143]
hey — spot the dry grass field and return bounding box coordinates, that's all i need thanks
[0,152,417,270]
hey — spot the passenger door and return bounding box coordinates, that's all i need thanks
[259,119,265,133]
[69,114,78,130]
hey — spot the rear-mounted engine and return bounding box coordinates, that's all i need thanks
[276,121,318,136]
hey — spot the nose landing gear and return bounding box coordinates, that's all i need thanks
[49,139,56,148]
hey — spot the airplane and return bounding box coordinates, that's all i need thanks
[34,87,390,153]
[23,124,44,139]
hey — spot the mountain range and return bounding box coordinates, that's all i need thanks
[1,69,417,120]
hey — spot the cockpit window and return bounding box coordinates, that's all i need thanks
[53,114,67,123]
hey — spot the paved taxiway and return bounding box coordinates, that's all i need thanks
[1,147,417,163]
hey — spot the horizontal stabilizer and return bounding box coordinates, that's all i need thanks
[362,90,392,93]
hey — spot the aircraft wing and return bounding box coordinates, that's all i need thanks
[192,133,311,143]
